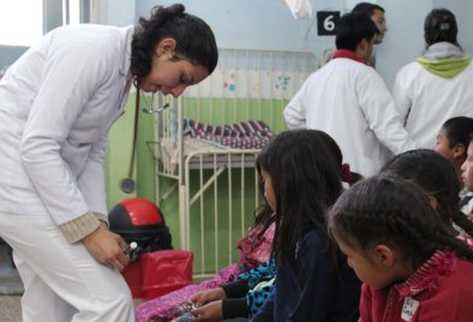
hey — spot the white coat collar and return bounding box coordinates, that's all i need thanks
[423,42,464,60]
[119,25,135,77]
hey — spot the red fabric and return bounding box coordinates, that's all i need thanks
[359,251,473,322]
[123,260,144,298]
[135,264,241,322]
[135,223,275,321]
[237,222,275,267]
[332,49,368,65]
[122,250,193,300]
[341,163,352,183]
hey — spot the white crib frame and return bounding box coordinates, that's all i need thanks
[151,48,317,278]
[152,94,261,278]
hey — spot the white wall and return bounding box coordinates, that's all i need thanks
[376,0,432,87]
[134,0,473,87]
[377,0,473,87]
[91,0,135,26]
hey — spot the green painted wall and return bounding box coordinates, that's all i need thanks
[106,94,157,209]
[106,94,287,274]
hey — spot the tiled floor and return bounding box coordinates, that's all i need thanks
[0,244,23,321]
[0,246,249,322]
[0,296,21,322]
[0,245,23,296]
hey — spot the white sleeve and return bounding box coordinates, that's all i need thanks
[77,134,108,217]
[283,78,309,129]
[357,69,416,155]
[392,68,412,125]
[20,41,110,226]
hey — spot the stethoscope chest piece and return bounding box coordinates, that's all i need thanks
[120,177,136,194]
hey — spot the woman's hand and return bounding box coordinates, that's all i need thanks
[191,300,223,322]
[82,226,130,271]
[191,287,226,307]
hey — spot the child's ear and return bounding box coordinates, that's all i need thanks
[373,244,396,267]
[452,144,466,161]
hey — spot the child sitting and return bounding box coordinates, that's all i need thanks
[237,129,360,322]
[188,130,360,321]
[329,175,473,322]
[135,204,275,322]
[435,117,473,216]
[435,117,473,174]
[381,149,473,237]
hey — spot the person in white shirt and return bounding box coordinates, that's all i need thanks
[321,3,387,67]
[352,2,387,67]
[0,4,217,322]
[352,3,387,45]
[393,8,473,150]
[284,13,415,177]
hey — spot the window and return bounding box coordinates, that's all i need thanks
[0,0,43,46]
[0,0,90,47]
[63,0,83,25]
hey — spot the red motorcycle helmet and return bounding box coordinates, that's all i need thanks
[109,198,172,254]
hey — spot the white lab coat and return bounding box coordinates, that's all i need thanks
[0,24,136,322]
[393,61,473,149]
[284,58,415,176]
[0,24,134,225]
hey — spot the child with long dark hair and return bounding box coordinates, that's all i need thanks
[381,149,473,237]
[329,175,473,322]
[188,130,359,321]
[249,129,360,322]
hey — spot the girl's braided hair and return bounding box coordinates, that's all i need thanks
[381,149,473,237]
[329,175,473,269]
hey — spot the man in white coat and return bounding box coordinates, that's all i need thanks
[284,13,415,177]
[0,4,217,322]
[321,3,387,67]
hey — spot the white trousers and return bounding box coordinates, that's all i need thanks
[0,211,135,322]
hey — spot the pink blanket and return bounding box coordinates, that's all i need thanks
[135,223,275,322]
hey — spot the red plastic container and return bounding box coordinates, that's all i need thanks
[122,260,144,298]
[122,250,193,299]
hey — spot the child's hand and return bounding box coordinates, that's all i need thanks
[191,300,223,322]
[190,287,226,307]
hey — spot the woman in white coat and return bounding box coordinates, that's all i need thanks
[0,4,217,322]
[393,8,473,149]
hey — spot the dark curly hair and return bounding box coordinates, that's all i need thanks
[131,4,218,83]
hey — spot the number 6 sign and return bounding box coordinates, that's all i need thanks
[317,11,341,36]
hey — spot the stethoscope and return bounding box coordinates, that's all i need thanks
[119,86,171,194]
